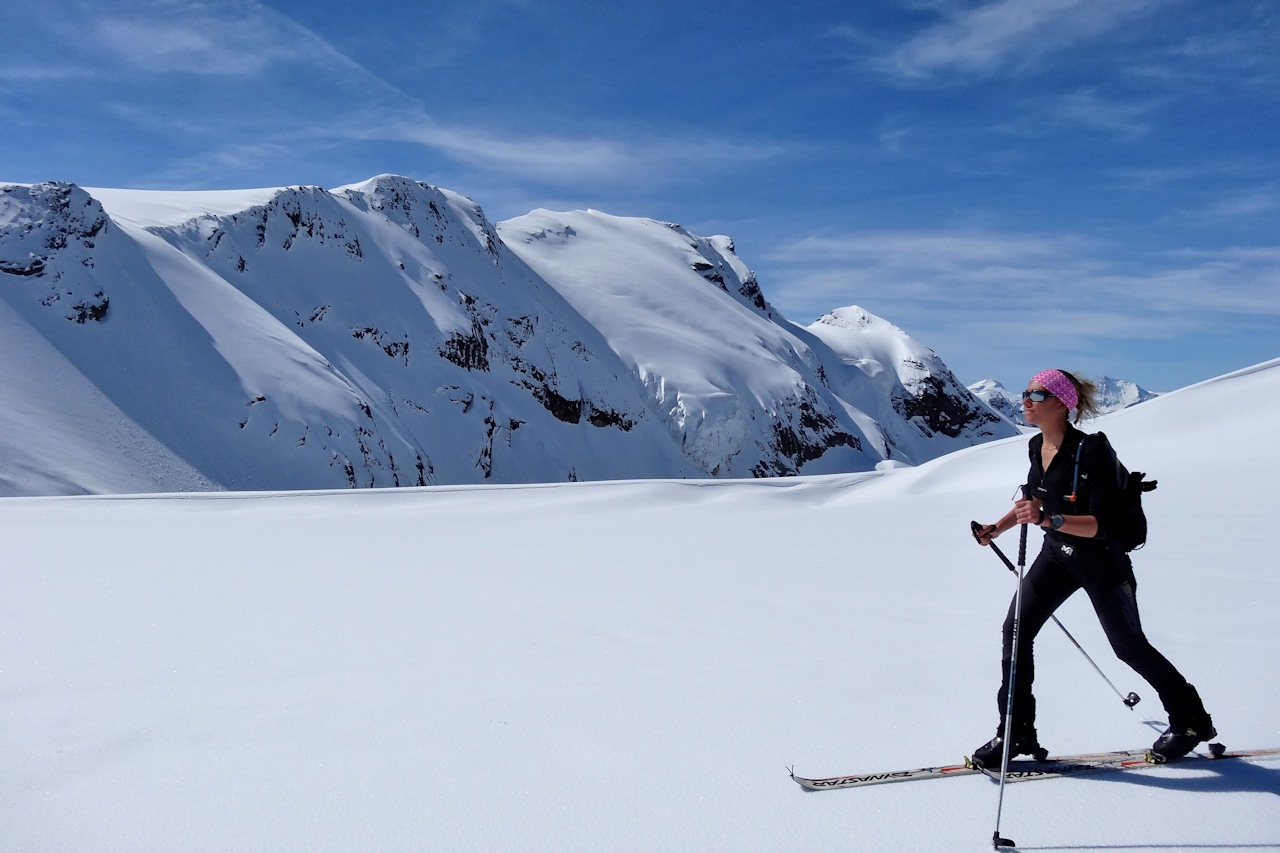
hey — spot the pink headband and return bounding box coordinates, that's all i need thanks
[1032,369,1078,410]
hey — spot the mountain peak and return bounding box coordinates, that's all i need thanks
[3,176,1016,495]
[968,375,1161,427]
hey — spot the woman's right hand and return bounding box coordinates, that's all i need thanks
[972,522,998,546]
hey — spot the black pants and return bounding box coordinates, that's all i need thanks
[998,535,1201,727]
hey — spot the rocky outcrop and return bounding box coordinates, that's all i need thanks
[1,176,1015,495]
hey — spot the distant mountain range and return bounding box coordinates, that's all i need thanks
[969,376,1160,428]
[0,175,1017,495]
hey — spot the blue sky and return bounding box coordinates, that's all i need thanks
[2,0,1276,391]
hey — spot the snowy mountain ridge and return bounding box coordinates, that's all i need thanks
[1,176,1013,496]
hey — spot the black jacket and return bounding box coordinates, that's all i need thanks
[1026,425,1123,546]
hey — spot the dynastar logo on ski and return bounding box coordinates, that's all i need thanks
[794,766,971,788]
[789,761,978,790]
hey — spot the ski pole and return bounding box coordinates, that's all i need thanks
[971,521,1141,710]
[991,502,1030,849]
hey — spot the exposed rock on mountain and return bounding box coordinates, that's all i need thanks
[969,379,1025,427]
[1,176,1016,495]
[803,307,1009,460]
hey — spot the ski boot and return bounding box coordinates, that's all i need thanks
[1150,713,1216,762]
[970,721,1048,768]
[1150,684,1216,762]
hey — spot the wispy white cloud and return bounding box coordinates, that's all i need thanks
[1044,90,1159,136]
[92,0,398,91]
[149,141,318,189]
[1192,187,1280,220]
[1160,13,1280,89]
[763,227,1279,376]
[762,226,1279,387]
[876,118,916,156]
[5,0,790,193]
[359,110,787,187]
[991,89,1162,138]
[873,0,1160,80]
[772,230,1092,280]
[770,227,1280,314]
[0,65,84,84]
[1152,245,1280,313]
[826,23,887,53]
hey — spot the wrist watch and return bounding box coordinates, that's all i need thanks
[1049,514,1065,530]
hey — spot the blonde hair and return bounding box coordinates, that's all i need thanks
[1059,370,1101,423]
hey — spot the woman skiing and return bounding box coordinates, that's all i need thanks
[970,368,1215,766]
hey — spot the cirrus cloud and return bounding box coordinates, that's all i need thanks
[872,0,1161,80]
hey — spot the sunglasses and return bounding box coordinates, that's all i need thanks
[1021,389,1056,403]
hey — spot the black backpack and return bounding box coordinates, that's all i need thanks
[1071,432,1157,552]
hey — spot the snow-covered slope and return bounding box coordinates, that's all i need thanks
[499,211,1011,476]
[804,305,1009,460]
[2,177,1014,494]
[1,178,699,492]
[3,359,1276,851]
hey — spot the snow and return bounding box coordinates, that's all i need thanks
[0,305,214,495]
[2,179,714,491]
[4,178,1017,495]
[4,359,1278,851]
[497,208,871,474]
[498,209,1009,477]
[84,186,286,228]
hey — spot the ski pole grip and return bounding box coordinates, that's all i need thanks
[1016,485,1032,565]
[974,521,1020,574]
[1016,487,1029,566]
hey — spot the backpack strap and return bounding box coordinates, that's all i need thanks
[1068,433,1091,504]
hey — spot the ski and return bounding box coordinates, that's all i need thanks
[790,745,1280,791]
[968,748,1151,783]
[788,750,1131,790]
[789,760,978,790]
[994,745,1280,784]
